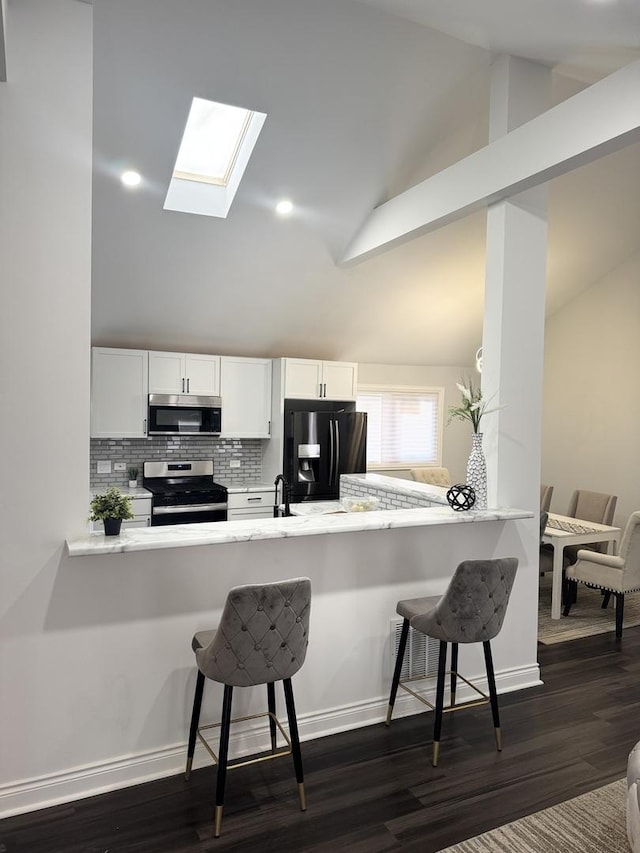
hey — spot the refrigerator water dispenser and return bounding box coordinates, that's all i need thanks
[297,443,320,482]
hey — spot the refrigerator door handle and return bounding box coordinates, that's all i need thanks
[329,419,335,486]
[334,419,340,486]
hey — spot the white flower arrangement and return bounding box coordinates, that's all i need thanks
[448,378,503,434]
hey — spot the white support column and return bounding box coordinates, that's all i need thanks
[482,56,550,515]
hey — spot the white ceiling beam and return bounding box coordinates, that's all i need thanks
[342,58,640,264]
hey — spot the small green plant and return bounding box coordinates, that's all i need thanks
[89,487,134,521]
[127,466,138,481]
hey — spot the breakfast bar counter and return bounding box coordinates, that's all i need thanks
[59,475,540,801]
[66,504,531,556]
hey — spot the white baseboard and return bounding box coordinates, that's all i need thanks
[0,662,541,819]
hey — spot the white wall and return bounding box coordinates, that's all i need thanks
[358,362,475,482]
[542,250,640,525]
[0,0,92,801]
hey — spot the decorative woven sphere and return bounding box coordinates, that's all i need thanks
[446,483,476,512]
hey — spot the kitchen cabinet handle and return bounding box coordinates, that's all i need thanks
[143,418,147,434]
[248,497,262,502]
[187,378,190,393]
[323,383,327,397]
[268,420,271,436]
[182,378,185,393]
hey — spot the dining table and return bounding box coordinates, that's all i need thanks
[542,512,621,619]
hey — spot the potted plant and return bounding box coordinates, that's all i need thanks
[90,486,134,536]
[128,466,139,488]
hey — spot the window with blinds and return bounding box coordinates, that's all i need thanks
[357,386,444,469]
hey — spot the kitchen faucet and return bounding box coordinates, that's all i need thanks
[274,474,291,517]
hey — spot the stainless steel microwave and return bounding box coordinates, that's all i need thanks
[147,394,222,436]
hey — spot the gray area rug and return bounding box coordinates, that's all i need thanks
[436,778,627,852]
[538,573,640,644]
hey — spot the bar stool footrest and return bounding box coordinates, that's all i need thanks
[197,710,292,771]
[399,670,490,715]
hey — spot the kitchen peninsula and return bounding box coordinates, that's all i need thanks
[67,503,529,555]
[68,473,527,556]
[62,474,539,798]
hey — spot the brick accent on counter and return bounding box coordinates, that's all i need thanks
[339,479,438,510]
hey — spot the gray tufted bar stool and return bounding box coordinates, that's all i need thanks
[185,577,311,837]
[386,558,518,767]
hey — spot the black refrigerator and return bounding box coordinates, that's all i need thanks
[283,399,367,502]
[283,400,367,503]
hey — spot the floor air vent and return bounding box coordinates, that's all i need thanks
[390,618,440,679]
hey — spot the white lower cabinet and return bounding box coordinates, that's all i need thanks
[124,496,151,528]
[227,490,275,520]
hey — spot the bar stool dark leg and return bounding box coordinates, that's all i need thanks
[386,618,409,725]
[283,677,306,812]
[483,641,501,751]
[432,640,448,767]
[185,670,205,779]
[267,682,277,752]
[214,685,234,838]
[450,642,459,707]
[602,590,612,609]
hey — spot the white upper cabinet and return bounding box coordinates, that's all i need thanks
[220,356,272,438]
[91,347,149,438]
[148,351,220,396]
[321,361,359,400]
[283,358,358,400]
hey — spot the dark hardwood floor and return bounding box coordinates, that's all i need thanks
[3,628,639,853]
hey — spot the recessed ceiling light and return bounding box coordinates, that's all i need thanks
[276,199,293,216]
[121,170,141,187]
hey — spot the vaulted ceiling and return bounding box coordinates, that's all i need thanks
[90,0,640,367]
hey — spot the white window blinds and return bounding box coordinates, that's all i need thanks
[357,387,443,469]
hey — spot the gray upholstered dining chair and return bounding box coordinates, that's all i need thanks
[564,512,640,638]
[540,484,553,514]
[565,489,617,563]
[410,467,451,487]
[185,577,311,837]
[386,557,518,766]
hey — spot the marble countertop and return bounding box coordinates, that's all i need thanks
[66,505,532,556]
[225,482,275,493]
[287,501,345,516]
[90,486,151,499]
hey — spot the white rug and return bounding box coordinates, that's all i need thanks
[436,778,627,852]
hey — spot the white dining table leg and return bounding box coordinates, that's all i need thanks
[551,545,564,620]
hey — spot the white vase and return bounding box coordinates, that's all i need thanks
[128,479,138,489]
[466,432,487,510]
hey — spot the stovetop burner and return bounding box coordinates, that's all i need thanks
[143,479,226,497]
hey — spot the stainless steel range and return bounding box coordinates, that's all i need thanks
[142,460,228,526]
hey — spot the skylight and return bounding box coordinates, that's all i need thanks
[164,97,266,218]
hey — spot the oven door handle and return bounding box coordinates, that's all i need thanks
[153,503,228,514]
